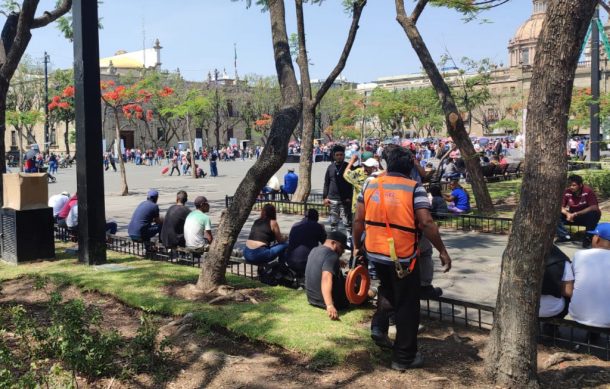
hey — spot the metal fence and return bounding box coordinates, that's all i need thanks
[435,213,513,234]
[226,195,330,217]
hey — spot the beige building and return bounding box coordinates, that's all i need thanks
[359,0,610,138]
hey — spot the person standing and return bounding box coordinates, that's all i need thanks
[353,145,452,371]
[210,149,219,177]
[169,154,180,176]
[323,145,353,232]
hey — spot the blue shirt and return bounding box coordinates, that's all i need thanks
[451,187,470,212]
[283,172,299,194]
[128,200,160,237]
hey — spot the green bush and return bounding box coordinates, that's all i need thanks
[580,169,610,198]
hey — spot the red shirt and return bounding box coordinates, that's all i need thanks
[562,185,598,213]
[58,195,78,219]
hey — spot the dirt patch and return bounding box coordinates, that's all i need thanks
[164,281,266,304]
[1,277,610,388]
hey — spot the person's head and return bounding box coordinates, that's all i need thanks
[305,208,319,222]
[288,167,295,174]
[325,230,347,256]
[429,185,443,198]
[449,179,461,190]
[332,145,345,163]
[587,222,610,249]
[567,174,584,194]
[362,157,379,175]
[194,196,209,212]
[382,144,413,175]
[176,190,187,205]
[147,189,159,203]
[260,203,277,221]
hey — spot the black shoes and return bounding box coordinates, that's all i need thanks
[371,330,393,349]
[391,352,424,371]
[421,285,443,299]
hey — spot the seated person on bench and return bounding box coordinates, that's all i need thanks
[160,190,191,248]
[56,193,78,228]
[556,174,601,247]
[539,245,572,319]
[65,203,118,235]
[183,196,213,249]
[305,231,350,320]
[280,168,298,201]
[563,223,610,329]
[48,191,70,222]
[443,179,470,214]
[262,175,281,200]
[244,204,288,265]
[128,189,162,242]
[284,209,326,276]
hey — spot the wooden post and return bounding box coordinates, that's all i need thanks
[73,0,107,264]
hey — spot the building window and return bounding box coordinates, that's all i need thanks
[10,130,16,147]
[521,48,530,66]
[50,128,56,145]
[157,127,164,141]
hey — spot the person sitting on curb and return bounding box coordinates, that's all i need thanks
[128,190,162,242]
[160,190,191,249]
[243,204,288,265]
[284,209,326,277]
[184,196,213,249]
[304,231,350,320]
[444,179,471,214]
[280,168,299,201]
[556,174,601,247]
[563,222,610,330]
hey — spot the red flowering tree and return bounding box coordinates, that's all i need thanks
[101,80,173,196]
[253,113,273,143]
[48,85,75,156]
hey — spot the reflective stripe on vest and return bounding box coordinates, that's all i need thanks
[363,175,418,261]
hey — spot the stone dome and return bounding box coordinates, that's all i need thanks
[507,1,547,68]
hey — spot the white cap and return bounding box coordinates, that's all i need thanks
[363,158,379,168]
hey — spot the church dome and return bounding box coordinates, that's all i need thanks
[507,1,547,68]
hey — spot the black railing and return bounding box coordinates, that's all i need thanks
[435,213,513,234]
[226,195,330,217]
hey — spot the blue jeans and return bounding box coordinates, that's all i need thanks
[244,243,288,265]
[210,161,218,177]
[130,224,160,242]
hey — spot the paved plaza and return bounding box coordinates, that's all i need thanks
[50,159,582,306]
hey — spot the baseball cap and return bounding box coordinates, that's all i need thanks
[61,191,70,197]
[288,167,295,172]
[147,189,159,198]
[194,196,208,208]
[361,151,374,161]
[362,158,379,168]
[587,222,610,241]
[327,230,348,248]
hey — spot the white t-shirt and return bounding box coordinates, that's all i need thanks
[266,175,280,191]
[48,194,69,217]
[568,248,610,328]
[66,204,78,228]
[539,261,573,318]
[184,210,212,248]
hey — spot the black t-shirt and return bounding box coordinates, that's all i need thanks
[160,204,191,248]
[305,246,349,310]
[285,219,326,271]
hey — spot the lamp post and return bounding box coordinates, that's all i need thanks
[43,51,50,154]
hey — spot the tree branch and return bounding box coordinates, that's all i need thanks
[31,0,72,29]
[411,0,428,24]
[314,0,367,106]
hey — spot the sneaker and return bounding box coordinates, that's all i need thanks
[420,285,443,299]
[391,352,424,371]
[555,235,571,243]
[371,329,393,349]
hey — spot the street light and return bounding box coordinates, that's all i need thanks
[43,51,50,154]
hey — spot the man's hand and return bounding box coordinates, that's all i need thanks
[439,250,452,272]
[566,212,575,222]
[326,304,339,320]
[324,198,331,206]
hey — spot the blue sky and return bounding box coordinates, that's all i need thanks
[25,1,541,83]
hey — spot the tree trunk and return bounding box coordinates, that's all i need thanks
[113,109,129,196]
[186,114,197,178]
[486,1,596,387]
[64,120,71,156]
[292,0,366,203]
[395,1,494,214]
[197,0,302,290]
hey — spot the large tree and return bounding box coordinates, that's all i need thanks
[0,0,72,204]
[196,0,302,290]
[486,1,597,387]
[394,0,495,214]
[291,0,366,202]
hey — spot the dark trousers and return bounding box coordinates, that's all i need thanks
[169,166,180,176]
[557,211,601,238]
[372,261,421,363]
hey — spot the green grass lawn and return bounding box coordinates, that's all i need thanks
[0,244,376,366]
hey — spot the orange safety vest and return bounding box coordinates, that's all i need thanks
[363,175,418,262]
